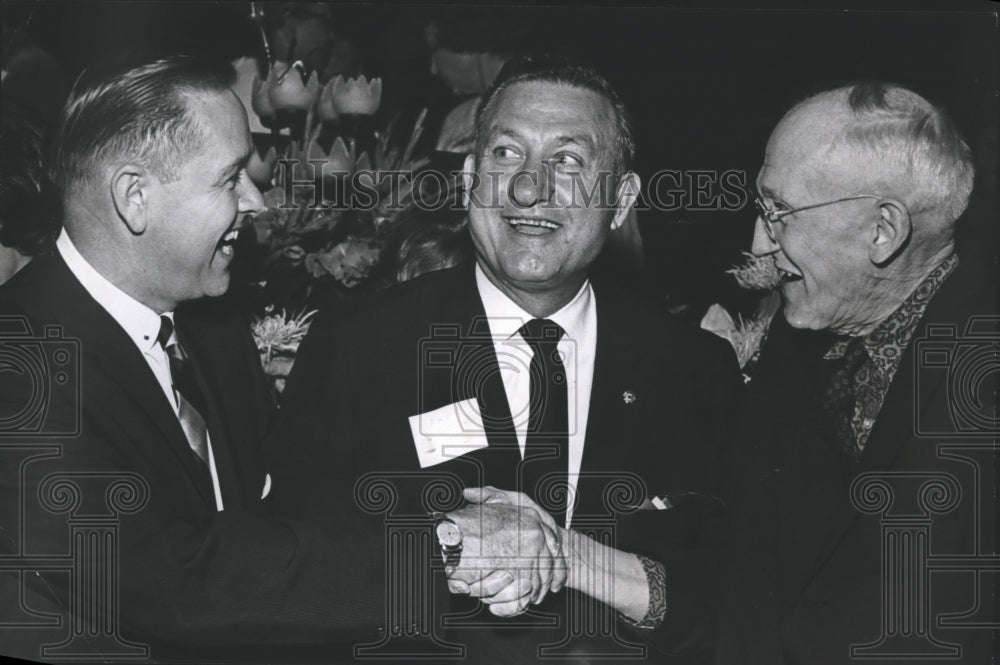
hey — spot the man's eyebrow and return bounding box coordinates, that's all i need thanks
[486,129,596,153]
[219,150,252,179]
[486,128,524,143]
[554,135,595,151]
[758,184,787,206]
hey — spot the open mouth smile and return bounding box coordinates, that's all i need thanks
[218,226,241,258]
[504,216,562,234]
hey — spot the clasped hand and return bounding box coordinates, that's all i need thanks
[444,487,567,616]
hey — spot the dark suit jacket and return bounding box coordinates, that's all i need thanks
[0,252,386,662]
[716,259,998,665]
[271,261,742,663]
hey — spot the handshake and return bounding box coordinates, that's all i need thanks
[440,486,571,617]
[437,486,656,625]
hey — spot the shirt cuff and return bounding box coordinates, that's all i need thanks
[618,554,666,630]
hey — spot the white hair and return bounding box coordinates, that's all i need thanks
[822,82,974,225]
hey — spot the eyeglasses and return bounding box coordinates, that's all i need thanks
[752,190,881,242]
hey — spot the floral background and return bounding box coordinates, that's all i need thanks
[235,52,453,393]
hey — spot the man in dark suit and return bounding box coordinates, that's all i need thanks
[272,55,741,663]
[0,56,387,662]
[716,82,997,664]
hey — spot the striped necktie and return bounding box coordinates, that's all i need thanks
[157,316,210,469]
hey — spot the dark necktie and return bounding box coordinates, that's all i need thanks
[518,318,569,526]
[820,336,869,462]
[157,316,211,469]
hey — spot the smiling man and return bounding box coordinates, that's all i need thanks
[272,55,741,663]
[462,74,635,315]
[718,83,997,664]
[49,63,258,316]
[0,56,389,661]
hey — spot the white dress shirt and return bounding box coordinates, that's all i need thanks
[57,230,225,511]
[474,263,597,527]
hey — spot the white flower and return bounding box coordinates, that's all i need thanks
[251,308,318,362]
[727,251,782,290]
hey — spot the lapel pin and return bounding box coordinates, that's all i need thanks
[622,390,636,405]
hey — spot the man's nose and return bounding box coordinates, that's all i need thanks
[238,173,265,215]
[750,216,780,256]
[509,158,555,208]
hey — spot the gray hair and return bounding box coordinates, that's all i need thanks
[828,82,974,224]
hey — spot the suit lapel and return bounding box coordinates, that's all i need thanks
[426,263,521,485]
[39,253,216,506]
[792,262,980,602]
[854,259,986,475]
[576,280,633,517]
[793,341,938,600]
[175,313,248,510]
[857,349,940,474]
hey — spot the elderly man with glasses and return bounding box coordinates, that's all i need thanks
[716,82,997,665]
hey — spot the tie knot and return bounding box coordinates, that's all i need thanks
[519,318,565,348]
[841,336,868,370]
[157,316,174,349]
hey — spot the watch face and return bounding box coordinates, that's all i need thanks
[436,520,462,548]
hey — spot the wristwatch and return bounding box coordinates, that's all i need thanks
[430,512,463,574]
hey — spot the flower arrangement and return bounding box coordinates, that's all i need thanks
[244,60,431,294]
[241,55,432,389]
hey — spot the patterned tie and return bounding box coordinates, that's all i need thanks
[518,318,569,525]
[820,336,869,462]
[157,316,211,469]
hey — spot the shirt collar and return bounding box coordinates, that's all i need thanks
[474,262,592,343]
[56,229,168,354]
[825,253,959,374]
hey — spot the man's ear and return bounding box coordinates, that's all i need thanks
[110,165,150,235]
[461,154,475,209]
[870,198,911,265]
[610,171,641,230]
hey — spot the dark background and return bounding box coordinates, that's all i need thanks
[4,1,997,315]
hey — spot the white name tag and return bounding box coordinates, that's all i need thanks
[409,398,490,469]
